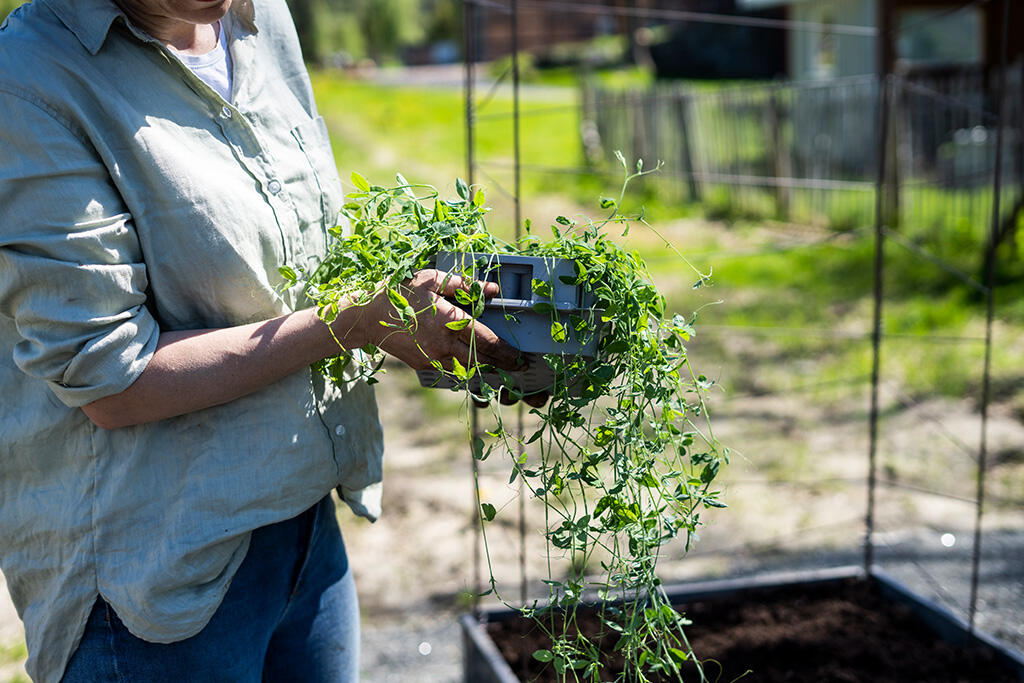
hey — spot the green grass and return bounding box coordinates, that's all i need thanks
[309,71,700,238]
[0,638,28,683]
[311,71,580,184]
[0,0,22,19]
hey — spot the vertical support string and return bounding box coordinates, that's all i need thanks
[462,0,483,617]
[510,13,529,683]
[969,0,1010,635]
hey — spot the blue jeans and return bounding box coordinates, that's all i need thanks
[62,496,359,682]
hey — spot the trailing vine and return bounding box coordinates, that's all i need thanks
[283,157,728,682]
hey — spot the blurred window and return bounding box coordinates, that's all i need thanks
[897,7,983,66]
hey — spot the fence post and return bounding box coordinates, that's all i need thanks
[883,76,902,229]
[631,89,645,170]
[675,90,701,202]
[767,87,791,220]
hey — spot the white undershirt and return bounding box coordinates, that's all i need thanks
[169,21,233,102]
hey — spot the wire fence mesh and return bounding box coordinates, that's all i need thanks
[461,0,1024,660]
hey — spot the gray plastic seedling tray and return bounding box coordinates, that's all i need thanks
[416,252,601,397]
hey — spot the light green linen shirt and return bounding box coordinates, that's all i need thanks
[0,1,384,680]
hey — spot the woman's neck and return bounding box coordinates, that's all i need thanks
[115,1,230,55]
[163,22,218,55]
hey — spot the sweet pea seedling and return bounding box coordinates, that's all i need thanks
[288,161,725,682]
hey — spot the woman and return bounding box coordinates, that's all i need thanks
[0,0,518,680]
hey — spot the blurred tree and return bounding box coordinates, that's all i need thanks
[424,0,460,44]
[315,0,427,65]
[285,0,322,63]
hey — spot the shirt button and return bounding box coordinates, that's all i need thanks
[334,424,346,436]
[267,179,282,195]
[220,105,232,119]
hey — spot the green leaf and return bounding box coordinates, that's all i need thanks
[569,314,590,332]
[639,471,659,488]
[350,171,370,191]
[278,265,297,285]
[603,339,629,354]
[472,436,487,460]
[532,301,555,314]
[395,172,415,197]
[600,196,617,209]
[531,278,552,298]
[550,320,568,343]
[472,188,485,207]
[593,495,615,519]
[555,215,571,226]
[532,650,554,663]
[480,502,496,522]
[455,177,470,200]
[451,357,468,380]
[445,318,471,331]
[386,288,410,311]
[701,458,720,483]
[376,196,391,219]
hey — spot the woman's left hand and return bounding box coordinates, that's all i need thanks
[346,269,523,374]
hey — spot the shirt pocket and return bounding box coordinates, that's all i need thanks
[290,116,344,235]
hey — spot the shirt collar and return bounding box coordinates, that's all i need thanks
[41,0,257,56]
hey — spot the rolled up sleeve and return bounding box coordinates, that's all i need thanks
[0,90,158,407]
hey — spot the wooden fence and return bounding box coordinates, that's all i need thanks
[581,64,1024,247]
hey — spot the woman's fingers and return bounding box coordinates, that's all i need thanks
[418,269,500,300]
[427,286,521,372]
[523,391,550,408]
[377,268,532,378]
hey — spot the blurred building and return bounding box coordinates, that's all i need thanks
[739,0,1024,80]
[467,0,788,79]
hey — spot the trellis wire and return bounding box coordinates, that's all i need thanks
[969,0,1010,634]
[510,0,529,614]
[467,0,878,37]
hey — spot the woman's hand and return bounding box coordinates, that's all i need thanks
[342,269,523,374]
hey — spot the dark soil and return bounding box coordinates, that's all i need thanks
[486,578,1020,682]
